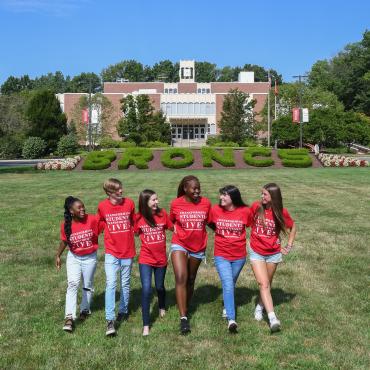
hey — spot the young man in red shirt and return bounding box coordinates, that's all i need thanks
[97,178,136,336]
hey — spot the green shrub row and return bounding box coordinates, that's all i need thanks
[209,141,239,147]
[118,148,153,170]
[100,138,137,149]
[201,147,235,167]
[243,147,274,167]
[82,150,116,170]
[161,148,194,169]
[278,149,312,168]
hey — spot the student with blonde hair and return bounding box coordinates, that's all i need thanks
[97,178,136,336]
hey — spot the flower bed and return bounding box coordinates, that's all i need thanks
[35,156,81,170]
[317,153,369,167]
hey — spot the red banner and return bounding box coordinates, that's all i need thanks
[292,108,300,123]
[82,109,89,124]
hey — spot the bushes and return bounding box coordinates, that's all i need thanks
[278,149,312,167]
[244,147,274,167]
[119,141,137,148]
[0,136,23,159]
[209,141,239,147]
[118,148,153,169]
[99,138,137,149]
[201,147,235,167]
[141,141,169,148]
[82,150,116,170]
[161,148,194,169]
[56,134,79,156]
[22,137,46,159]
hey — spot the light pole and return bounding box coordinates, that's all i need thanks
[292,74,308,148]
[88,79,92,151]
[267,70,271,147]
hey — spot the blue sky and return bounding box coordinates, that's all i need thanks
[0,0,369,84]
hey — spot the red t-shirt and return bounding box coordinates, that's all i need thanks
[169,195,211,253]
[97,198,136,259]
[134,209,173,267]
[209,205,251,260]
[249,201,294,255]
[60,214,100,256]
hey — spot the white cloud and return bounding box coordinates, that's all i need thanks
[0,0,89,16]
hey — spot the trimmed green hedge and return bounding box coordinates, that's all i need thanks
[244,147,274,167]
[118,148,153,170]
[82,150,116,170]
[201,147,235,167]
[278,149,312,168]
[209,141,239,147]
[161,148,194,169]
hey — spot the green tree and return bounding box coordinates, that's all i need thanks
[219,89,256,144]
[102,60,145,82]
[217,66,242,82]
[150,60,179,82]
[33,71,69,93]
[69,72,101,93]
[25,89,67,152]
[271,115,300,147]
[117,94,170,144]
[1,75,34,94]
[242,64,283,84]
[70,93,115,149]
[308,30,370,115]
[195,61,218,82]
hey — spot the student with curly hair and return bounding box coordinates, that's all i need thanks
[56,196,101,332]
[169,175,211,334]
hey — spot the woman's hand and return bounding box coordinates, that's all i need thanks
[281,245,293,255]
[55,255,62,271]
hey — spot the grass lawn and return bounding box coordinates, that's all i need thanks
[0,168,369,370]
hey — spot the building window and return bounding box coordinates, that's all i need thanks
[171,102,176,115]
[164,88,168,94]
[200,102,206,115]
[194,102,200,114]
[177,102,183,115]
[174,88,178,93]
[206,103,211,115]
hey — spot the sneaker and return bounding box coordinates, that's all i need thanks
[180,318,191,335]
[116,312,128,322]
[254,305,264,321]
[106,320,116,336]
[79,310,90,321]
[222,308,227,319]
[159,309,166,318]
[269,317,281,333]
[228,320,238,333]
[63,317,73,332]
[142,326,150,336]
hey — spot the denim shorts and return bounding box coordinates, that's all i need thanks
[248,246,282,264]
[170,244,205,260]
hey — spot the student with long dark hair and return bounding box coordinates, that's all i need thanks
[135,189,173,336]
[56,196,101,332]
[208,185,251,333]
[170,175,211,334]
[249,183,296,332]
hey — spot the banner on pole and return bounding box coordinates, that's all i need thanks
[82,109,89,124]
[302,108,309,122]
[292,108,300,123]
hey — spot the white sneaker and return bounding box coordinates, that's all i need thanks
[228,320,238,333]
[222,308,227,318]
[269,317,281,332]
[254,305,264,321]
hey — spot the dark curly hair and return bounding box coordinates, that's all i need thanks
[177,175,200,198]
[63,196,80,245]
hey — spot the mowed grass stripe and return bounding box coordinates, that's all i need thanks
[0,168,369,370]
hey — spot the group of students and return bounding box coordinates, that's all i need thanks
[56,175,296,336]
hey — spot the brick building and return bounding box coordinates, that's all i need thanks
[58,60,269,146]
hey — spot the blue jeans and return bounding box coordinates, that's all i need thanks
[105,253,133,321]
[214,256,246,321]
[139,263,167,326]
[65,251,97,319]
